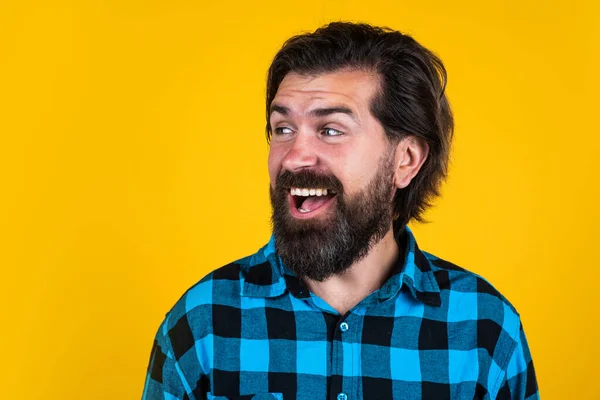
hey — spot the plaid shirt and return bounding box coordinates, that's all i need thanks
[142,227,539,400]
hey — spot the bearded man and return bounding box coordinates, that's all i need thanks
[142,22,539,400]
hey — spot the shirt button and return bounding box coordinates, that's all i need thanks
[337,393,348,400]
[339,322,349,332]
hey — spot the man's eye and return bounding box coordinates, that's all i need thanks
[322,127,343,136]
[274,127,293,135]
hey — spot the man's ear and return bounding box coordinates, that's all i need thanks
[393,136,429,189]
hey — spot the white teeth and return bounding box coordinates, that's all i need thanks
[298,208,310,213]
[290,187,332,197]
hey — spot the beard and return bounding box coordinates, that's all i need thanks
[269,149,396,282]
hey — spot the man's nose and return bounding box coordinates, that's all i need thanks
[281,132,319,171]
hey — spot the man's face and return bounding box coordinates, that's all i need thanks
[268,69,397,281]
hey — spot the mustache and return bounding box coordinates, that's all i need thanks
[275,170,343,193]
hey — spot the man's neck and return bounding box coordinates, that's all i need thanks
[303,227,401,315]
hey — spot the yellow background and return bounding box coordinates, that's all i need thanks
[1,0,598,398]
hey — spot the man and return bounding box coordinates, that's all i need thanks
[142,22,539,400]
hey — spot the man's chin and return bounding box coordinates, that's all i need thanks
[277,224,332,246]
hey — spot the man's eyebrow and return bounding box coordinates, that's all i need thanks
[269,104,359,123]
[309,106,358,123]
[269,104,289,116]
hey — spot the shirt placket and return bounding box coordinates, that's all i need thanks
[330,310,362,400]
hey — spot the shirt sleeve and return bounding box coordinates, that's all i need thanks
[142,326,196,400]
[495,321,540,399]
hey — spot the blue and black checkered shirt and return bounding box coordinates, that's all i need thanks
[142,226,539,399]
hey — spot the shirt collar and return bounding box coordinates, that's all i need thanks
[241,226,441,307]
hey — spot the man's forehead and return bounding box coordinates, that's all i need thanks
[273,70,380,110]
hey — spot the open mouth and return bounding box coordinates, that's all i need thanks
[288,187,337,218]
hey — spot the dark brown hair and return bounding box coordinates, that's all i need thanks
[265,22,454,233]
